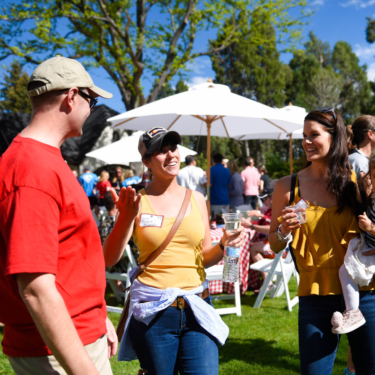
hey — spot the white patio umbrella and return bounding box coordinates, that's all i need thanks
[108,80,303,211]
[86,131,197,165]
[234,105,307,174]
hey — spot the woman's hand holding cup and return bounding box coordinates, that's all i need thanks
[280,207,301,234]
[221,226,244,248]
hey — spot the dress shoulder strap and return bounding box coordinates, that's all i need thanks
[289,173,300,205]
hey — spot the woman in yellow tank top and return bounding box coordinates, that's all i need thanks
[269,107,375,375]
[104,127,243,375]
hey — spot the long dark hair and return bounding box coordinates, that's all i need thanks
[347,115,375,153]
[304,107,359,214]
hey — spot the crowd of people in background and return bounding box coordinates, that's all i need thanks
[76,152,271,223]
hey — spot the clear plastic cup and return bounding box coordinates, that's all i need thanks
[285,205,307,224]
[222,212,243,234]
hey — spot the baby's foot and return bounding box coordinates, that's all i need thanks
[331,308,366,334]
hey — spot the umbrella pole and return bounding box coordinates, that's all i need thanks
[289,134,293,175]
[205,119,212,217]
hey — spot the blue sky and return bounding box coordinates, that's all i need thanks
[1,0,375,113]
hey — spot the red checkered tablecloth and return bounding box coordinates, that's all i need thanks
[209,228,259,295]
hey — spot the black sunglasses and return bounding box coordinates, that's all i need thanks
[78,89,98,110]
[319,106,337,125]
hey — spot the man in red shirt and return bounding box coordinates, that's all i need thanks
[0,56,117,374]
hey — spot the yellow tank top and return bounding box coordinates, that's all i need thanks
[133,189,206,290]
[290,173,375,296]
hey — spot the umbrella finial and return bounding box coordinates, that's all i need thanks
[289,102,293,106]
[207,78,212,83]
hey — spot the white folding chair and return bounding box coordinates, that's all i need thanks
[106,244,136,314]
[250,245,299,312]
[205,265,242,316]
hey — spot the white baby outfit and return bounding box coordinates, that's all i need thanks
[344,194,375,287]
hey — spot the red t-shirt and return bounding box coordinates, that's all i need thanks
[96,180,112,199]
[0,135,107,357]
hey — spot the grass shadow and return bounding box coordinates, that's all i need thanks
[219,337,300,372]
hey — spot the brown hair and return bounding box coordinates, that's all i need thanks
[361,154,375,205]
[227,160,239,175]
[112,167,124,183]
[258,164,268,174]
[28,81,68,110]
[305,107,358,214]
[347,115,375,152]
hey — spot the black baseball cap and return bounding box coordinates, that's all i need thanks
[259,187,274,199]
[138,127,181,157]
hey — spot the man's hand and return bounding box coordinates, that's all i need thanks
[358,212,373,232]
[106,317,118,359]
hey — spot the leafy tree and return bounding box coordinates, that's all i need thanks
[1,0,249,111]
[305,67,342,109]
[366,17,375,44]
[304,31,331,67]
[287,34,369,123]
[210,4,305,107]
[210,4,308,170]
[0,0,307,113]
[331,41,370,123]
[175,78,189,94]
[0,61,32,113]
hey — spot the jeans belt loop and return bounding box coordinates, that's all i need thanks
[177,296,184,310]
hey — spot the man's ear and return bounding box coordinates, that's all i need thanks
[65,87,79,111]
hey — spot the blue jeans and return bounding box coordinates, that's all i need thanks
[244,195,257,210]
[129,296,219,375]
[299,292,375,375]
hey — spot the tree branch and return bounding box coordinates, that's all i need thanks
[191,25,238,58]
[0,39,40,64]
[146,0,196,103]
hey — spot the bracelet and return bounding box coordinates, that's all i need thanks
[219,240,225,251]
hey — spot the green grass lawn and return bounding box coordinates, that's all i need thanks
[0,278,350,374]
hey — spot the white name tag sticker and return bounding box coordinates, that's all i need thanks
[140,214,164,228]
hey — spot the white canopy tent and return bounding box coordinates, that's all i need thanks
[108,81,304,211]
[234,105,306,174]
[86,131,197,166]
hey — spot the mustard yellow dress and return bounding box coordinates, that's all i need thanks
[288,174,375,296]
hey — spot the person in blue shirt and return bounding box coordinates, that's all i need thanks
[122,169,141,187]
[79,167,99,211]
[210,153,231,217]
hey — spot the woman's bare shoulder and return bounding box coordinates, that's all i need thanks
[192,190,205,204]
[274,175,293,194]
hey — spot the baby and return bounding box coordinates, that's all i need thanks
[331,155,375,334]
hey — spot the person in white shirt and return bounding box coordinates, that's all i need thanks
[177,155,207,195]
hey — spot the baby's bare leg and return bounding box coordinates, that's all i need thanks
[339,264,359,311]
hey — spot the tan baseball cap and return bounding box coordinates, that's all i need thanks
[28,56,113,99]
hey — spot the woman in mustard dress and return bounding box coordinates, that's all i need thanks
[269,107,375,375]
